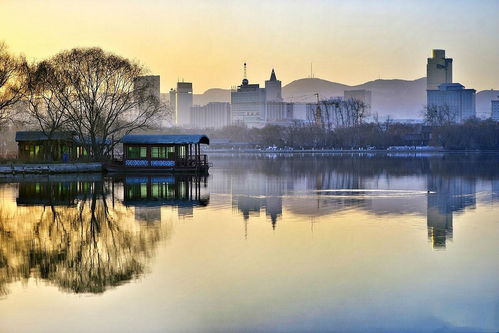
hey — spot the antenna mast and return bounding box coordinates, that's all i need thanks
[244,62,247,79]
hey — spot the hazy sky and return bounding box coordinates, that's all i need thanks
[2,0,498,93]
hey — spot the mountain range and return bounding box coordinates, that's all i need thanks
[163,78,497,119]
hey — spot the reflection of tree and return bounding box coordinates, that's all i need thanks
[0,181,169,296]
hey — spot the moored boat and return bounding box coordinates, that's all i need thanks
[105,134,210,174]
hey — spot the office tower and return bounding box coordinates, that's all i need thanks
[176,82,193,126]
[427,83,476,123]
[190,102,231,129]
[231,64,266,127]
[265,69,282,102]
[427,49,453,90]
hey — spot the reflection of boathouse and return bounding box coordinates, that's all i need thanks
[16,179,96,206]
[122,176,209,221]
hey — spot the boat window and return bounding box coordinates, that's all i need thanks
[177,145,186,158]
[127,146,147,159]
[151,147,175,159]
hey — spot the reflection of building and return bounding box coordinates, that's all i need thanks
[426,176,476,249]
[231,174,286,228]
[16,180,94,206]
[190,102,231,129]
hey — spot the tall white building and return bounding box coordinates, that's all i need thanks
[491,100,499,121]
[190,102,231,129]
[427,83,476,123]
[231,64,266,127]
[175,82,193,126]
[427,49,453,90]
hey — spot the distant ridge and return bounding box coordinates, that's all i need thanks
[165,77,497,120]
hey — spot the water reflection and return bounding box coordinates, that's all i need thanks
[210,154,499,249]
[0,154,498,299]
[0,174,209,296]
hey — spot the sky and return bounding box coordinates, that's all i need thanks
[2,0,498,93]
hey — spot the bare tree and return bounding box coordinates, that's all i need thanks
[0,42,24,128]
[20,60,71,160]
[45,47,163,160]
[423,104,457,126]
[311,97,369,130]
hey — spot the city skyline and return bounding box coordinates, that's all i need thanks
[2,0,499,93]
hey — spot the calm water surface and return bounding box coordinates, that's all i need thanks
[0,154,498,332]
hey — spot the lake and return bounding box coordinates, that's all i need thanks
[0,153,498,332]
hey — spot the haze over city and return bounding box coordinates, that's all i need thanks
[2,0,499,92]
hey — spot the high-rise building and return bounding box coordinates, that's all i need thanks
[265,69,282,102]
[190,102,231,129]
[427,83,476,123]
[491,100,499,121]
[231,64,266,127]
[175,82,193,126]
[427,49,453,90]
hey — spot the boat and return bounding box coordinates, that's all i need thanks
[105,134,210,174]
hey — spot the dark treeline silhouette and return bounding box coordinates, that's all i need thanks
[180,118,499,150]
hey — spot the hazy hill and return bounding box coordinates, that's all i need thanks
[168,77,495,120]
[283,77,426,118]
[282,78,350,102]
[193,88,231,105]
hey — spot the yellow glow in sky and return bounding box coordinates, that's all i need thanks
[2,0,498,92]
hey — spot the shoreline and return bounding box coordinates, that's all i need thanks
[204,148,499,154]
[0,162,103,175]
[1,150,499,175]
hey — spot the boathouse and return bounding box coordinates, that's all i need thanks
[15,131,112,161]
[16,131,83,161]
[118,134,210,172]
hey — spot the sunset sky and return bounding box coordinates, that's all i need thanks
[2,0,498,93]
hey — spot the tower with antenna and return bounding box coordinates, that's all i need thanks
[242,62,248,86]
[231,62,266,127]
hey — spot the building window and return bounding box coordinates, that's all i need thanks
[127,146,147,159]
